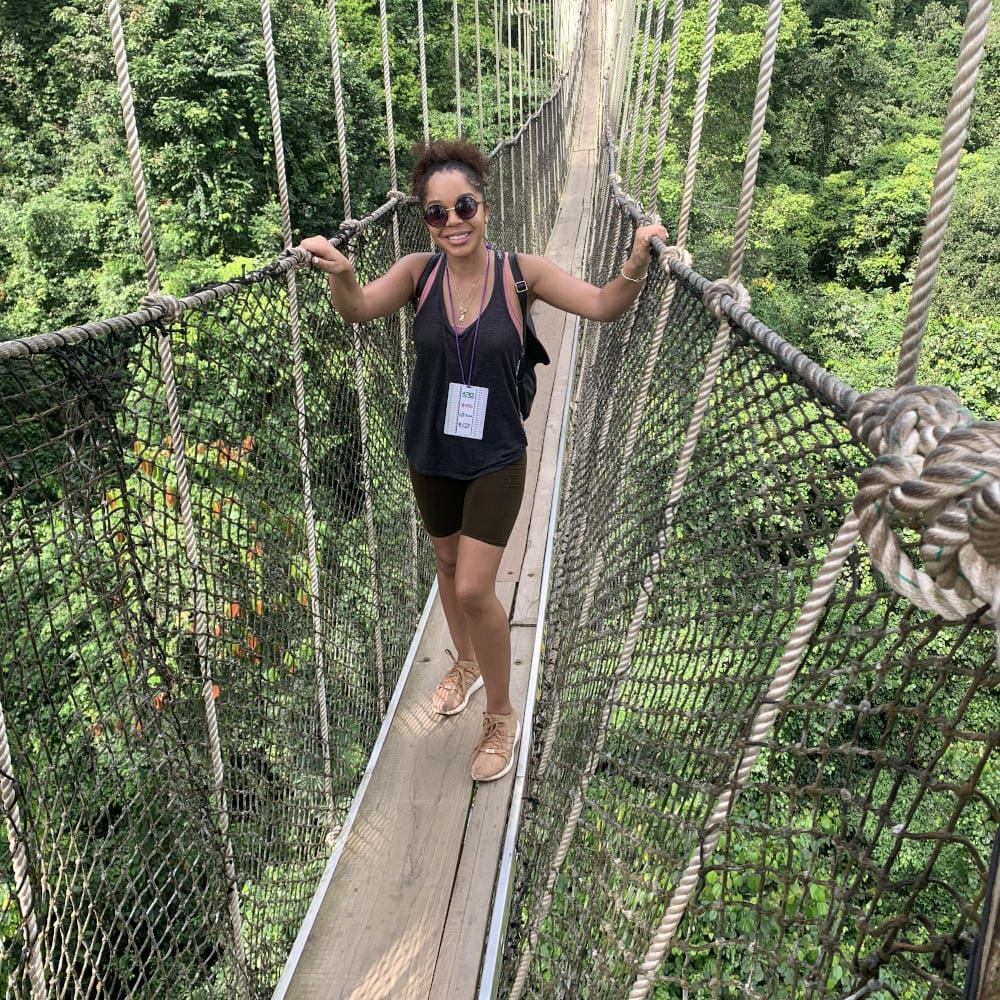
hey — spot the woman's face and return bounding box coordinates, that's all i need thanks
[423,169,490,260]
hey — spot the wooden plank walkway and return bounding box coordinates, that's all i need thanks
[275,18,603,1000]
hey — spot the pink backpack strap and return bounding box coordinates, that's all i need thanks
[415,255,446,314]
[502,252,525,341]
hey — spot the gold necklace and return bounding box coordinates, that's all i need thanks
[447,268,484,324]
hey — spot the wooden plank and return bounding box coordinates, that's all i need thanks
[283,586,515,1000]
[510,309,576,627]
[426,623,535,1000]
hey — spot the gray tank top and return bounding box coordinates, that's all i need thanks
[405,251,528,479]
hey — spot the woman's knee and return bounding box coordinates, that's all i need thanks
[454,577,496,618]
[435,551,458,578]
[431,533,461,578]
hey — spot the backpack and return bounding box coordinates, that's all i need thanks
[413,250,551,419]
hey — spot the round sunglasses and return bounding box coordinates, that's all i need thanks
[423,195,483,228]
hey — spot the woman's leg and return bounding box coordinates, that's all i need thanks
[429,531,475,663]
[453,535,512,715]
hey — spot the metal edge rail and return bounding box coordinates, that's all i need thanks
[477,314,582,1000]
[270,579,440,1000]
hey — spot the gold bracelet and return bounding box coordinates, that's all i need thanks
[620,264,648,283]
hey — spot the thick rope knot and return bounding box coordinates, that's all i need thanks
[140,294,185,322]
[281,246,311,268]
[660,245,692,268]
[849,385,1000,622]
[702,278,750,320]
[386,189,410,203]
[847,384,970,459]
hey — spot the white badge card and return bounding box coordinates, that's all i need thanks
[445,382,488,439]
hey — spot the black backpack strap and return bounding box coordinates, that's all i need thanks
[507,251,529,321]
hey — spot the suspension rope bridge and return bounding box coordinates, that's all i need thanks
[1,1,998,998]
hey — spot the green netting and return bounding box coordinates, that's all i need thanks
[497,181,999,999]
[0,94,569,998]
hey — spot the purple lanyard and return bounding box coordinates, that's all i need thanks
[445,255,491,386]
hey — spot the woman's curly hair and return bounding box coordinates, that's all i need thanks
[410,138,490,202]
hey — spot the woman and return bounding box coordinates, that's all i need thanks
[301,138,665,783]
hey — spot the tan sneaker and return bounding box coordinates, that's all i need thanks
[431,650,483,715]
[471,711,520,782]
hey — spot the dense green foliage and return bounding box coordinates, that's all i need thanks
[639,0,1000,415]
[0,0,521,337]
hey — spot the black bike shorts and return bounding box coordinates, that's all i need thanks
[408,453,527,548]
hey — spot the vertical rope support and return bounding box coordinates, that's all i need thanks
[634,0,670,196]
[162,321,252,999]
[475,0,485,144]
[377,0,421,606]
[628,513,862,997]
[507,0,515,137]
[494,0,504,143]
[648,0,683,208]
[516,5,528,250]
[260,0,336,832]
[623,0,658,190]
[323,0,388,713]
[895,0,992,388]
[0,700,47,1000]
[108,3,248,990]
[453,0,463,135]
[727,0,782,283]
[417,0,431,143]
[326,0,353,219]
[106,0,160,294]
[676,0,720,249]
[524,6,539,251]
[493,0,507,220]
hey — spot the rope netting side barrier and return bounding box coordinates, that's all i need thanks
[0,51,572,995]
[494,0,1000,987]
[498,167,999,997]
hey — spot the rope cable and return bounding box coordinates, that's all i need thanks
[326,0,353,219]
[727,0,782,282]
[675,0,721,250]
[624,0,658,191]
[635,0,670,198]
[260,0,337,836]
[648,0,683,207]
[475,0,485,144]
[453,0,463,135]
[106,0,160,294]
[0,699,47,1000]
[417,0,431,143]
[628,512,865,997]
[107,5,249,989]
[895,0,992,387]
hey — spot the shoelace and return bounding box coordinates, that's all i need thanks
[476,716,510,754]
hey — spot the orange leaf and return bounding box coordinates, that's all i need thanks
[212,683,221,700]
